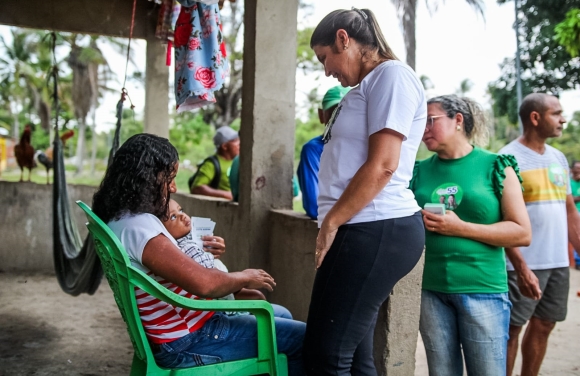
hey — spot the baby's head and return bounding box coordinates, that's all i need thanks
[162,199,191,239]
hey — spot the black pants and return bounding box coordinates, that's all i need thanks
[303,213,425,375]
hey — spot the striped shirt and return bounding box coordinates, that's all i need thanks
[108,213,214,344]
[499,140,571,270]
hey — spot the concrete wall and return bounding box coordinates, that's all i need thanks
[267,209,318,322]
[0,181,94,272]
[1,183,423,374]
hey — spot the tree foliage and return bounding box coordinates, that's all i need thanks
[554,9,580,57]
[548,111,580,163]
[490,0,580,123]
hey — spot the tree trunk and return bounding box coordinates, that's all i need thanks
[402,0,417,71]
[75,117,86,174]
[11,101,20,140]
[90,109,97,175]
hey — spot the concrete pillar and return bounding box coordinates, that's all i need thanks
[144,37,170,138]
[238,0,299,270]
[374,254,425,375]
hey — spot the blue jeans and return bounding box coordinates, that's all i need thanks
[154,312,305,375]
[420,290,511,376]
[272,303,293,319]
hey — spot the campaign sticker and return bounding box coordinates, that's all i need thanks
[548,163,567,187]
[431,183,463,210]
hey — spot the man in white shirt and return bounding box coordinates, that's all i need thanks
[499,93,580,376]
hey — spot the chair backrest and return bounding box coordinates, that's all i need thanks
[76,201,153,364]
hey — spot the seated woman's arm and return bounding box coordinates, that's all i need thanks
[422,167,531,248]
[142,234,275,298]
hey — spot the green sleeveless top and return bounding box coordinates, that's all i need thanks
[410,147,522,293]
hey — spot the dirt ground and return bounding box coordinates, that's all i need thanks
[0,269,578,376]
[0,272,132,376]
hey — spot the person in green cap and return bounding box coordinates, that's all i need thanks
[297,85,350,219]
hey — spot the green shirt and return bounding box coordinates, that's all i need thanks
[571,179,580,211]
[191,154,233,192]
[410,147,521,294]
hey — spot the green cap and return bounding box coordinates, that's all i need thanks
[321,86,350,111]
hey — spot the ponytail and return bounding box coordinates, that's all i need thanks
[310,8,398,61]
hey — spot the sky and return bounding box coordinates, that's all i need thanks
[297,0,580,120]
[3,0,580,132]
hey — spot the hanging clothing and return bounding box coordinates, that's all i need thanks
[174,0,229,112]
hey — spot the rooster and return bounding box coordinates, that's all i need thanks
[36,130,75,184]
[14,124,36,182]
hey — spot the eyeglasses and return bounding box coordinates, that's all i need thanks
[426,115,447,129]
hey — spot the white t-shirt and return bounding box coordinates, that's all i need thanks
[317,60,427,226]
[108,213,178,273]
[499,141,571,270]
[107,213,214,344]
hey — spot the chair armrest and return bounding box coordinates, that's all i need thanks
[128,266,275,314]
[128,266,280,361]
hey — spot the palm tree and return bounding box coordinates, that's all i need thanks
[0,29,53,137]
[390,0,484,70]
[65,34,129,174]
[67,35,100,174]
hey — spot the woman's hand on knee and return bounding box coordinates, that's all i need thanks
[315,223,338,269]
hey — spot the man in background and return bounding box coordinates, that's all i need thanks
[297,86,350,220]
[189,125,239,200]
[499,93,580,376]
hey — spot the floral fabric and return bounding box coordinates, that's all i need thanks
[174,0,229,112]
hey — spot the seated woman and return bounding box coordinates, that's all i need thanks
[411,95,533,376]
[92,133,305,374]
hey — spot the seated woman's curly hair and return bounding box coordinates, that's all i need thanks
[92,133,179,223]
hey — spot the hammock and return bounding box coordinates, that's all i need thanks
[52,0,138,295]
[52,94,125,296]
[49,31,125,295]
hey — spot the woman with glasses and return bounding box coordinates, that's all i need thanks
[303,8,427,375]
[410,95,532,375]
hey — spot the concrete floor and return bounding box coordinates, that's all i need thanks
[0,269,578,376]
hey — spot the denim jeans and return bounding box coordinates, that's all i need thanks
[272,303,293,319]
[419,290,511,376]
[154,312,306,375]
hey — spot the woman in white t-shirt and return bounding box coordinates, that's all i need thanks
[92,134,306,375]
[302,8,427,375]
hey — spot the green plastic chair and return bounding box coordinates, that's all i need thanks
[76,201,288,376]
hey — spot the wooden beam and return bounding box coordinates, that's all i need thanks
[0,0,156,39]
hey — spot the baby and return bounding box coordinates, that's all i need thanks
[162,199,265,303]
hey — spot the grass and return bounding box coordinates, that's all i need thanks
[1,167,105,186]
[1,166,309,216]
